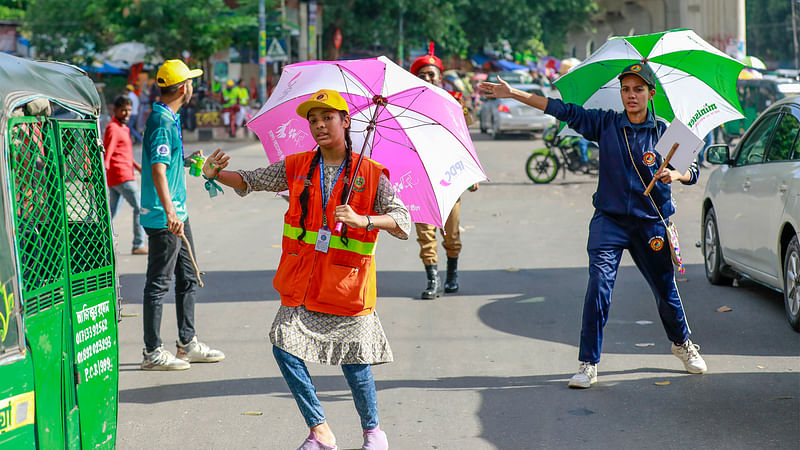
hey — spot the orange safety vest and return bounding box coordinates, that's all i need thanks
[273,150,389,316]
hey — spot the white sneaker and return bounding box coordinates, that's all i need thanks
[176,336,225,363]
[141,346,190,371]
[568,362,597,388]
[671,340,707,374]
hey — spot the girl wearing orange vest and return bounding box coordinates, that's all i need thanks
[202,89,410,450]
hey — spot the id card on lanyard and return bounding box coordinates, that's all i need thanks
[315,157,345,253]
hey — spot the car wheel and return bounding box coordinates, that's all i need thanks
[703,207,734,285]
[525,150,558,184]
[782,235,800,331]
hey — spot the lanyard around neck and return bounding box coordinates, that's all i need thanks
[319,156,346,218]
[155,101,184,158]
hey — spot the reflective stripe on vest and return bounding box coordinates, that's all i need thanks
[283,223,376,256]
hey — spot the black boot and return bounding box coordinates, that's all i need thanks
[420,264,442,299]
[444,257,459,293]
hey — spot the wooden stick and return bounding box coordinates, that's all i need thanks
[181,234,204,287]
[644,142,679,196]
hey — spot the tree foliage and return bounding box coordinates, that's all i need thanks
[746,0,799,65]
[23,0,119,65]
[18,0,596,65]
[21,0,260,64]
[117,0,258,62]
[323,0,597,60]
[0,0,26,20]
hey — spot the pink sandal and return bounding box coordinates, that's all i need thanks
[362,428,389,450]
[297,431,337,450]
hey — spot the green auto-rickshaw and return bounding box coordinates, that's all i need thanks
[0,53,118,448]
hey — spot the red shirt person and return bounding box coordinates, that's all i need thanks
[103,95,147,254]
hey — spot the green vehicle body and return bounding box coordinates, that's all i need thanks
[0,54,118,448]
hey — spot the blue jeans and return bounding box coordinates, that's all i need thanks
[580,211,690,363]
[142,220,197,352]
[109,180,146,249]
[272,346,379,430]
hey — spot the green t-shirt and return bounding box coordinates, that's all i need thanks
[140,102,188,229]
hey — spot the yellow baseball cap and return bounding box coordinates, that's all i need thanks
[296,89,350,118]
[156,59,203,87]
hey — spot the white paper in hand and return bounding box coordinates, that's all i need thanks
[654,120,704,174]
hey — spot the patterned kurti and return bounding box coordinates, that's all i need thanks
[235,158,411,365]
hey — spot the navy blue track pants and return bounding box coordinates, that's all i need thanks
[579,210,691,364]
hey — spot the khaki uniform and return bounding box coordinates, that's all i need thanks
[415,198,461,265]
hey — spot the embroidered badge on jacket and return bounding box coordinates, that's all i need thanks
[352,175,366,192]
[642,151,656,167]
[649,236,664,251]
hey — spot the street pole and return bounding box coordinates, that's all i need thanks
[258,0,267,106]
[793,0,799,71]
[398,0,404,66]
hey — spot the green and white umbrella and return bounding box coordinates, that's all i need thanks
[742,55,767,70]
[554,29,744,139]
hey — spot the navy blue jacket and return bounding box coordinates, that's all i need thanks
[544,98,698,220]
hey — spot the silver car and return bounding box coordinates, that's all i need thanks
[702,96,800,331]
[479,84,555,138]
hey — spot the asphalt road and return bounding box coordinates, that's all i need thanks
[112,130,799,449]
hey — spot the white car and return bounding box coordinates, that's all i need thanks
[702,96,800,331]
[479,84,555,138]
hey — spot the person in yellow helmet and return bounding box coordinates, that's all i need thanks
[221,79,239,137]
[235,79,251,135]
[202,89,409,450]
[140,60,225,370]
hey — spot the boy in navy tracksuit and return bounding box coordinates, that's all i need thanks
[482,63,707,388]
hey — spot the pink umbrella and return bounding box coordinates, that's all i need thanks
[247,56,487,228]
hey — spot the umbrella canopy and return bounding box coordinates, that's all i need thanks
[492,59,528,71]
[247,56,487,228]
[742,55,766,70]
[559,57,581,74]
[738,68,763,80]
[103,42,161,67]
[553,28,745,139]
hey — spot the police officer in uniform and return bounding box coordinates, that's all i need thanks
[481,63,707,388]
[409,43,478,300]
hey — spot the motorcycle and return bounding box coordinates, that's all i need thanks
[525,124,598,184]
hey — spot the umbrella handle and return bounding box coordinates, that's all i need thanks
[333,109,381,233]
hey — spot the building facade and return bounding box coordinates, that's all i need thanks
[566,0,746,59]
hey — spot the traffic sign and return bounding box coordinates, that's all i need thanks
[266,38,287,62]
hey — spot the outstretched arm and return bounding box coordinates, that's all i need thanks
[203,148,290,193]
[480,76,549,111]
[202,149,245,190]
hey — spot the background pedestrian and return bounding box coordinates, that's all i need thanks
[103,95,147,255]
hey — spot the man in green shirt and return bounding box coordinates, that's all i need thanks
[140,59,225,370]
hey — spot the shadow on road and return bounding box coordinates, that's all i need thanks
[118,369,799,448]
[120,263,796,359]
[119,263,798,448]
